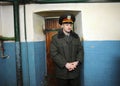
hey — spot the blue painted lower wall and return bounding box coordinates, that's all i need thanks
[0,41,46,86]
[0,41,120,86]
[84,41,120,86]
[34,42,46,86]
[21,41,46,86]
[0,42,17,86]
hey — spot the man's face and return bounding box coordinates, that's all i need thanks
[62,23,73,33]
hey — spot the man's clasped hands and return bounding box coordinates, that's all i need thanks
[65,61,79,71]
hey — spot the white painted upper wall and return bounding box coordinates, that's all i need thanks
[1,3,120,42]
[33,13,45,41]
[74,12,83,41]
[0,5,26,42]
[1,6,14,38]
[25,3,120,41]
[81,3,120,41]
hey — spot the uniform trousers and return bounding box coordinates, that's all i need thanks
[57,77,80,86]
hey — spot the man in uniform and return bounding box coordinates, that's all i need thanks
[50,13,84,86]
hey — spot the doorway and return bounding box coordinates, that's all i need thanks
[36,10,82,86]
[45,18,60,86]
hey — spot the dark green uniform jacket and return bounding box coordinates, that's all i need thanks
[50,29,83,79]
